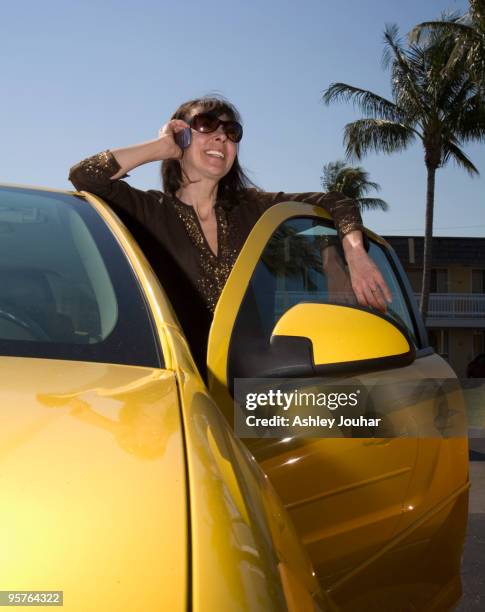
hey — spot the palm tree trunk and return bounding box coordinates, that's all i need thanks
[420,165,437,322]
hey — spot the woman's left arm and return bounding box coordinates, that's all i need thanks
[256,190,392,312]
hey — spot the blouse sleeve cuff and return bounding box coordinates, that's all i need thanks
[323,195,364,242]
[69,150,129,188]
[337,221,365,238]
[93,150,130,179]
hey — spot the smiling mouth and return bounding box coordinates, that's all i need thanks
[205,150,225,159]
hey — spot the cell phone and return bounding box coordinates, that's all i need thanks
[175,127,191,150]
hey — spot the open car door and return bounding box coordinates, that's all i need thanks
[206,202,467,599]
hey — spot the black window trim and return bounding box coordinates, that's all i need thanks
[385,244,429,352]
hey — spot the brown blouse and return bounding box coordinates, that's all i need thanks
[69,150,363,311]
[68,150,363,375]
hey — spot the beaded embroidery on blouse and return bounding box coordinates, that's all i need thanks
[171,200,239,313]
[80,150,120,179]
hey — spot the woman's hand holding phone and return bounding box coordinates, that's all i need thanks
[103,120,190,179]
[158,119,191,160]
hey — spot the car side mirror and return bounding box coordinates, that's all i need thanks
[270,302,415,376]
[227,302,416,385]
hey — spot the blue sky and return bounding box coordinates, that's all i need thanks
[1,0,483,236]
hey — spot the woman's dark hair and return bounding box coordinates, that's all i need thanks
[161,96,258,208]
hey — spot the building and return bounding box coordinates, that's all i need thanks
[383,236,485,378]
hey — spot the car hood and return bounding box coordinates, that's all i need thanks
[0,356,188,612]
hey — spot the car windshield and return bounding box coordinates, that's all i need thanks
[0,186,161,367]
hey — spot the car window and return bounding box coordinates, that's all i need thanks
[230,217,418,354]
[0,187,161,367]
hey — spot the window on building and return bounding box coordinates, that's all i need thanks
[472,269,485,294]
[428,329,449,360]
[407,269,422,293]
[473,330,485,357]
[430,269,448,293]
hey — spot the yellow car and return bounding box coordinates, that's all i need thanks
[0,184,469,611]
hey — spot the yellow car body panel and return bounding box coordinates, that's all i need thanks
[0,357,188,612]
[163,326,326,611]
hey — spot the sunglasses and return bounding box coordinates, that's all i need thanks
[189,113,243,143]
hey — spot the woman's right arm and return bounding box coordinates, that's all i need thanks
[68,120,189,222]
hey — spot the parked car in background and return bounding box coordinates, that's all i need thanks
[0,184,469,611]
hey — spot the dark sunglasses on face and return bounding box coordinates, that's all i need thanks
[189,113,243,143]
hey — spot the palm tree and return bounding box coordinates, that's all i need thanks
[410,0,485,95]
[322,24,485,320]
[321,160,389,211]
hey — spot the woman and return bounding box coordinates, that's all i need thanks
[69,96,391,377]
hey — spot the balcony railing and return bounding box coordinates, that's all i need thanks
[274,291,485,320]
[414,293,485,318]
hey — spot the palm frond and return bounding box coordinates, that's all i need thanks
[440,77,476,114]
[320,160,347,192]
[320,161,386,207]
[441,141,480,175]
[322,83,402,121]
[356,197,390,212]
[343,119,418,160]
[409,17,469,45]
[354,178,381,194]
[381,23,403,70]
[470,0,485,30]
[409,10,485,86]
[445,92,485,141]
[382,24,431,116]
[389,63,429,121]
[410,20,480,45]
